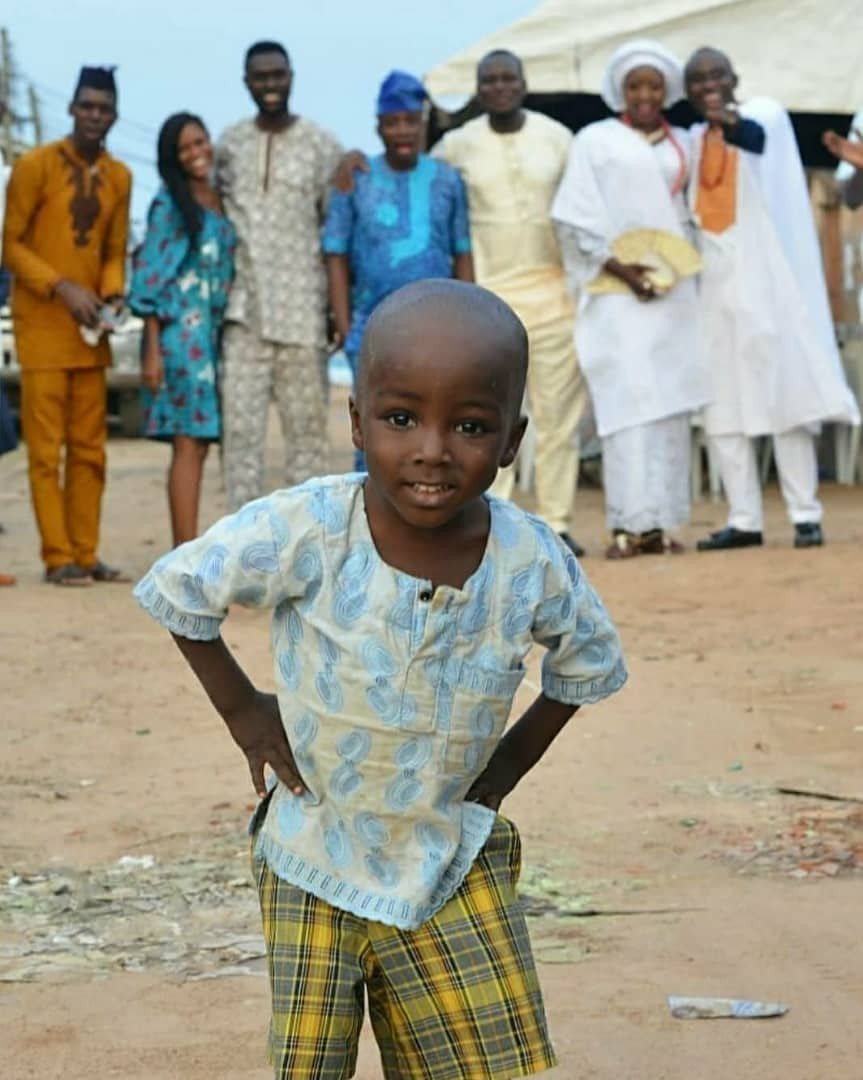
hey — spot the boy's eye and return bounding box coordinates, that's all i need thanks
[455,419,488,436]
[385,411,416,429]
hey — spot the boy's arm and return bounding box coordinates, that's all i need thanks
[467,530,628,811]
[172,634,306,798]
[453,252,474,282]
[466,694,577,810]
[449,169,473,283]
[325,253,352,346]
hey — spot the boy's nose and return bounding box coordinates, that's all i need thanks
[414,429,449,463]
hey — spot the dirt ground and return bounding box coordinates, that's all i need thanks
[1,391,862,1080]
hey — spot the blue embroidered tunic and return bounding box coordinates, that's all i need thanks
[321,154,471,362]
[133,475,627,929]
[129,187,235,441]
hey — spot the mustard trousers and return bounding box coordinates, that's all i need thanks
[20,368,107,570]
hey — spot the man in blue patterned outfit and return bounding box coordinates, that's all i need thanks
[323,71,474,443]
[134,280,626,1080]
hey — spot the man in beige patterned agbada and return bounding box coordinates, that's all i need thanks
[216,40,343,510]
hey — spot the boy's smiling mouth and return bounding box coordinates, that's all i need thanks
[409,482,453,493]
[402,480,458,508]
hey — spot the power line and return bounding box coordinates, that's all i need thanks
[35,109,157,148]
[31,79,159,139]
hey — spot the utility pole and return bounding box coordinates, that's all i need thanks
[0,28,40,157]
[27,84,42,145]
[0,28,13,163]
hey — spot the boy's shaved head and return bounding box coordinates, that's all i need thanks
[358,279,528,418]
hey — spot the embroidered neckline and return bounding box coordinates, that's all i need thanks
[59,141,105,247]
[699,129,730,191]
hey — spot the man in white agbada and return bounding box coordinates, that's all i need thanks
[552,41,709,559]
[685,47,860,550]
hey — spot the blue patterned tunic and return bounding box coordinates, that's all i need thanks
[322,154,471,363]
[129,187,235,441]
[133,475,627,929]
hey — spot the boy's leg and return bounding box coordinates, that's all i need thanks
[272,345,329,488]
[221,324,274,511]
[366,816,557,1080]
[255,855,367,1080]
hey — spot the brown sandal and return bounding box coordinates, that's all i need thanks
[44,563,93,586]
[639,529,685,556]
[86,561,131,583]
[605,532,640,560]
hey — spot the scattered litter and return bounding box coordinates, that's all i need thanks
[727,762,744,772]
[679,818,700,828]
[775,786,863,804]
[3,841,630,983]
[0,834,263,983]
[668,996,788,1020]
[719,801,863,878]
[186,965,266,981]
[115,855,156,871]
[566,906,705,918]
[135,728,151,736]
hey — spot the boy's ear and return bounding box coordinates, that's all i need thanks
[499,414,528,468]
[348,395,365,452]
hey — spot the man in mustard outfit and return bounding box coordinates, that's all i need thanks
[2,66,131,584]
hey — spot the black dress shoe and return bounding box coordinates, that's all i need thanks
[794,523,824,548]
[559,531,585,557]
[697,526,763,551]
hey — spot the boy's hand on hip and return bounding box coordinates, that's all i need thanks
[225,691,307,799]
[465,747,523,812]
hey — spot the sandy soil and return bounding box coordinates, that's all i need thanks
[1,391,862,1080]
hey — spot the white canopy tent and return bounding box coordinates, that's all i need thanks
[425,0,863,115]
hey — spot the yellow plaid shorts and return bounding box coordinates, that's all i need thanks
[254,815,556,1080]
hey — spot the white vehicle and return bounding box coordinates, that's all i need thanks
[0,306,144,436]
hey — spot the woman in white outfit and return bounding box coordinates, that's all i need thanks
[552,41,709,559]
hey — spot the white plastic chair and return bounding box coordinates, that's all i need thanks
[690,415,722,501]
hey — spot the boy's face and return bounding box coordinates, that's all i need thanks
[377,111,423,168]
[351,318,525,533]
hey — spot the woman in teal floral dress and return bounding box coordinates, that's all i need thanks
[130,112,235,544]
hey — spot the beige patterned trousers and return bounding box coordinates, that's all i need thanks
[221,322,328,511]
[490,313,587,534]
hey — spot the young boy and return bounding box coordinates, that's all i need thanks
[134,280,627,1079]
[322,71,473,386]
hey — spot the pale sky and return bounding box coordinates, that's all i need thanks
[7,0,536,227]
